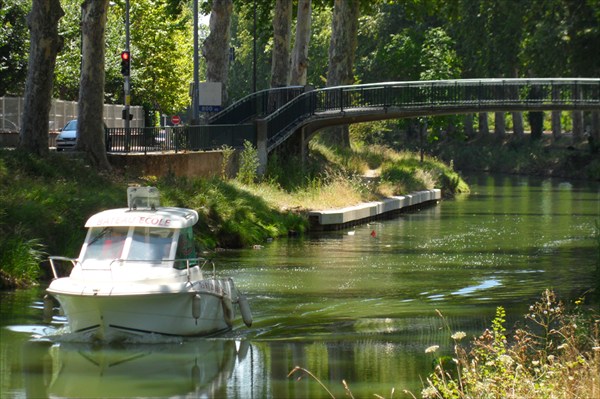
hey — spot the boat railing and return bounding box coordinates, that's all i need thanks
[48,256,214,280]
[48,256,79,279]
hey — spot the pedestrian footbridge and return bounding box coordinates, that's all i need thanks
[106,78,599,161]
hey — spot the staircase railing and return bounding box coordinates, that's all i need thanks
[207,86,305,125]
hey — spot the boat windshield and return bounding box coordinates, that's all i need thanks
[84,226,129,260]
[128,227,174,262]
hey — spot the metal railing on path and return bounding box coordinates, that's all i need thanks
[106,125,255,154]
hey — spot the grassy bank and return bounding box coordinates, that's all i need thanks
[0,144,466,288]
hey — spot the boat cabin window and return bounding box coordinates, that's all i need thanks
[83,226,128,260]
[174,227,198,269]
[128,227,174,262]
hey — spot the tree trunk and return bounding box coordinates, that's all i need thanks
[551,111,562,140]
[572,110,584,142]
[512,112,524,136]
[202,0,232,104]
[326,0,359,148]
[494,112,505,137]
[18,0,64,156]
[290,0,312,86]
[478,113,489,135]
[270,0,292,88]
[529,111,544,140]
[77,0,111,171]
[464,114,474,139]
[590,111,599,154]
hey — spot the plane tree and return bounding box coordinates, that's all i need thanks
[18,0,64,156]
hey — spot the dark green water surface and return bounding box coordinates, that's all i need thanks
[1,174,599,398]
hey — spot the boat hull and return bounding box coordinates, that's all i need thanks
[48,281,235,340]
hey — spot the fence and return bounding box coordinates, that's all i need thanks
[0,97,144,132]
[107,124,256,154]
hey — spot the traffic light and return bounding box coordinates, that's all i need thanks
[120,51,130,76]
[122,109,133,120]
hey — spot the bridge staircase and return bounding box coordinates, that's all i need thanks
[207,86,306,125]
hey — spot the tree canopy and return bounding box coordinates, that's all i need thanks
[3,0,598,119]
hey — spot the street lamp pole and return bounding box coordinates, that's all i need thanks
[192,0,199,124]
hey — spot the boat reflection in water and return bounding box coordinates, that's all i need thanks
[23,338,243,398]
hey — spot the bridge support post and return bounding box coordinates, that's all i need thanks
[300,126,308,168]
[256,119,268,176]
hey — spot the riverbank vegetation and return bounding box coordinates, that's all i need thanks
[352,118,600,181]
[420,290,599,399]
[0,142,466,288]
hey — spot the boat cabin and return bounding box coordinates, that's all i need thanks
[78,187,199,269]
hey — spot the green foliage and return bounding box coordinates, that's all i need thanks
[237,140,260,185]
[0,150,124,287]
[310,139,469,197]
[0,0,30,96]
[419,27,461,81]
[594,219,600,270]
[0,224,45,289]
[128,0,194,114]
[433,135,600,180]
[52,0,194,111]
[219,144,235,179]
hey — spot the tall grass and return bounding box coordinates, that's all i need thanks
[308,141,469,198]
[0,222,45,288]
[155,176,307,249]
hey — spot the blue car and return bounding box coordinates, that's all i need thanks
[56,120,111,151]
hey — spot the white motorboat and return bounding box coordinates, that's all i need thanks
[45,187,252,340]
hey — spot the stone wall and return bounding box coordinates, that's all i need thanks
[108,151,227,178]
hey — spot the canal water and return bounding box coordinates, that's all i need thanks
[1,174,599,398]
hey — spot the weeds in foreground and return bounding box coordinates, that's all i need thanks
[423,289,599,399]
[288,366,397,399]
[288,290,599,399]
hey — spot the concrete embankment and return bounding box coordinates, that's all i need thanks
[308,189,441,231]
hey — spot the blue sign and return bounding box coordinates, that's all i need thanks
[199,105,222,112]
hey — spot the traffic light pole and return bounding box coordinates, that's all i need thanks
[124,0,131,150]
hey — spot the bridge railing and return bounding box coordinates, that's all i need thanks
[313,79,600,111]
[208,86,305,125]
[266,78,600,150]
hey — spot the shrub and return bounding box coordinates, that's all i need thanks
[237,140,260,185]
[0,223,45,288]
